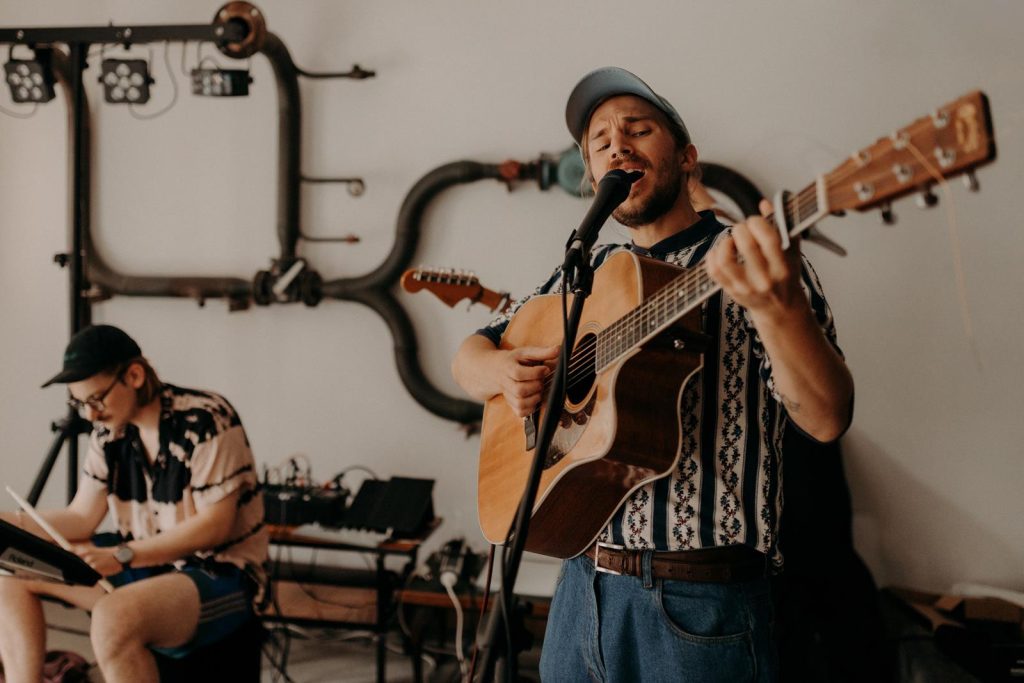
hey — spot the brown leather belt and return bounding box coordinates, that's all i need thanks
[585,542,766,583]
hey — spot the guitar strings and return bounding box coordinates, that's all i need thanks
[540,113,981,396]
[550,183,823,389]
[541,147,909,393]
[545,200,827,395]
[548,184,933,397]
[548,181,823,392]
[532,106,991,421]
[543,264,720,394]
[557,257,720,377]
[905,140,982,371]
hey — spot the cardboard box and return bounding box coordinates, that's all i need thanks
[934,594,1024,632]
[892,588,1022,627]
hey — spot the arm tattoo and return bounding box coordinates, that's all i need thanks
[780,394,802,413]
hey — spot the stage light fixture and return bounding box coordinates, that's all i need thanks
[99,59,152,104]
[4,59,55,104]
[190,68,251,97]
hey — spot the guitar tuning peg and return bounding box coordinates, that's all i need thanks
[962,171,979,192]
[803,227,848,257]
[916,186,939,209]
[880,202,897,225]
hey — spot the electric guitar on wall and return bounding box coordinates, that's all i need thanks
[478,91,997,558]
[400,267,512,313]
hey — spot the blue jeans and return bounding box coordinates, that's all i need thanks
[539,554,777,682]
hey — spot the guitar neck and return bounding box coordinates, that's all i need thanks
[474,287,511,313]
[597,86,996,370]
[595,258,717,371]
[595,182,821,372]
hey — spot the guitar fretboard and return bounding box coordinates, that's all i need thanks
[594,266,717,370]
[593,183,821,372]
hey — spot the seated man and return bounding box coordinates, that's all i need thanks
[0,324,267,683]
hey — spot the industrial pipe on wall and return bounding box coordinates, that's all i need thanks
[323,160,538,425]
[41,10,762,426]
[50,49,254,309]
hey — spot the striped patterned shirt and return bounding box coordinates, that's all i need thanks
[477,211,841,566]
[81,384,268,594]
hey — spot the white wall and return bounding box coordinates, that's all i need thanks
[1,0,1021,593]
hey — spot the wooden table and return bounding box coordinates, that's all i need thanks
[263,519,441,683]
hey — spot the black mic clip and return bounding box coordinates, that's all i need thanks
[562,169,643,276]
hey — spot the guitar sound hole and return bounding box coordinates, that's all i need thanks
[565,332,597,405]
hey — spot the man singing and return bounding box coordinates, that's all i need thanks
[452,67,853,681]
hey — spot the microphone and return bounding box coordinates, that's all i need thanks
[563,169,643,270]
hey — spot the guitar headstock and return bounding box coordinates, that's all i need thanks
[400,267,482,308]
[825,91,996,214]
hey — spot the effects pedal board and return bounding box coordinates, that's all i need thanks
[262,484,348,527]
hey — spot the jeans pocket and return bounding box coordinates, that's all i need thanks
[656,580,752,644]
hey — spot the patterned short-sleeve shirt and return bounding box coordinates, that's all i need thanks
[477,211,842,566]
[81,383,268,592]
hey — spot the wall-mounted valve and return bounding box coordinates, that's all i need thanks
[253,258,322,307]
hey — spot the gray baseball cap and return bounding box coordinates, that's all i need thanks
[565,66,690,146]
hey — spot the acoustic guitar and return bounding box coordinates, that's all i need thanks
[478,91,996,558]
[401,267,511,313]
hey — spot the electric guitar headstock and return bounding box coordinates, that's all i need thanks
[400,267,511,312]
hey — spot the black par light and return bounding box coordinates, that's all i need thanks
[99,59,152,104]
[191,68,251,97]
[4,59,55,103]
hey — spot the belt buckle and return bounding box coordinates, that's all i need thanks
[594,541,625,575]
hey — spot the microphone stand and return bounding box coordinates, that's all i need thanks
[473,210,618,679]
[474,256,594,683]
[472,172,638,681]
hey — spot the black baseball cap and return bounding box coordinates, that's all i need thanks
[41,324,142,388]
[565,66,690,146]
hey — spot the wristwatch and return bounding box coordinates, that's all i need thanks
[114,543,135,569]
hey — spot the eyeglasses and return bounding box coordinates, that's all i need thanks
[67,369,125,414]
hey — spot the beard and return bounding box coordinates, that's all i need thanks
[612,160,683,228]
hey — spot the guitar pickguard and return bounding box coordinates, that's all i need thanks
[541,392,598,468]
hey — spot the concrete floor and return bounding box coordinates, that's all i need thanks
[44,604,415,682]
[42,602,538,683]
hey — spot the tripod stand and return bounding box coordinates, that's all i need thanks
[23,44,95,505]
[27,410,94,506]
